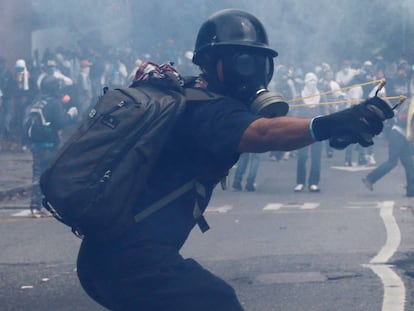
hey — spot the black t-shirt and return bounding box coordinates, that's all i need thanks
[127,95,260,249]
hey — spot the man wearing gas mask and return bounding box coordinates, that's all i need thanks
[77,9,394,311]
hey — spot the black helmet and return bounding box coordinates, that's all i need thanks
[40,75,60,95]
[192,9,278,66]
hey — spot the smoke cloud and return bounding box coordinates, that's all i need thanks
[30,0,414,70]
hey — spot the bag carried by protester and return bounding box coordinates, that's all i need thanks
[23,98,55,143]
[40,62,220,241]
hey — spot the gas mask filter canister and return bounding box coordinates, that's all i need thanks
[250,88,289,118]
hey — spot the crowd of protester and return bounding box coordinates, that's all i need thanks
[0,44,197,151]
[233,54,414,192]
[270,56,414,163]
[0,44,413,179]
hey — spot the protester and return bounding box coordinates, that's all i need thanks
[365,67,389,166]
[73,9,393,310]
[36,59,73,90]
[76,59,93,117]
[232,153,261,192]
[0,56,12,141]
[8,59,36,145]
[318,65,346,158]
[269,64,299,161]
[102,54,128,89]
[362,97,414,197]
[24,75,77,217]
[293,72,324,192]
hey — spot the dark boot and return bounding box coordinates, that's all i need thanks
[406,185,414,197]
[232,180,242,191]
[245,183,256,192]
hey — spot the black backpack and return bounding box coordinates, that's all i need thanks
[40,62,222,241]
[23,98,55,143]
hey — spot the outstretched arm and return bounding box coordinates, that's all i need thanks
[238,96,395,154]
[238,116,314,153]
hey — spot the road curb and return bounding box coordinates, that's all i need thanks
[0,185,31,208]
[0,204,29,210]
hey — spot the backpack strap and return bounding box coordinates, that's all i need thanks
[134,179,210,232]
[132,87,223,232]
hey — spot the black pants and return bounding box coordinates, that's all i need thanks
[77,239,245,311]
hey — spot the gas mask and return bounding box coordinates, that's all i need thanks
[221,49,289,118]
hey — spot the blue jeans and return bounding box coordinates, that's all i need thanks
[296,142,322,186]
[234,153,260,186]
[30,145,57,211]
[345,144,366,164]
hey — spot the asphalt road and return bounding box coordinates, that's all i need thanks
[1,138,414,311]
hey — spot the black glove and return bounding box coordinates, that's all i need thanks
[311,97,394,149]
[328,135,372,149]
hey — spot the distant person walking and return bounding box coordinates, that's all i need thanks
[232,153,261,192]
[362,99,414,197]
[294,72,324,192]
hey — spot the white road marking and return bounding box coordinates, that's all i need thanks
[345,206,379,209]
[370,201,401,264]
[12,210,32,217]
[362,201,406,311]
[263,202,319,211]
[21,285,34,289]
[362,264,405,311]
[346,201,379,209]
[347,201,379,206]
[263,203,283,211]
[331,165,375,172]
[206,205,233,214]
[301,202,319,210]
